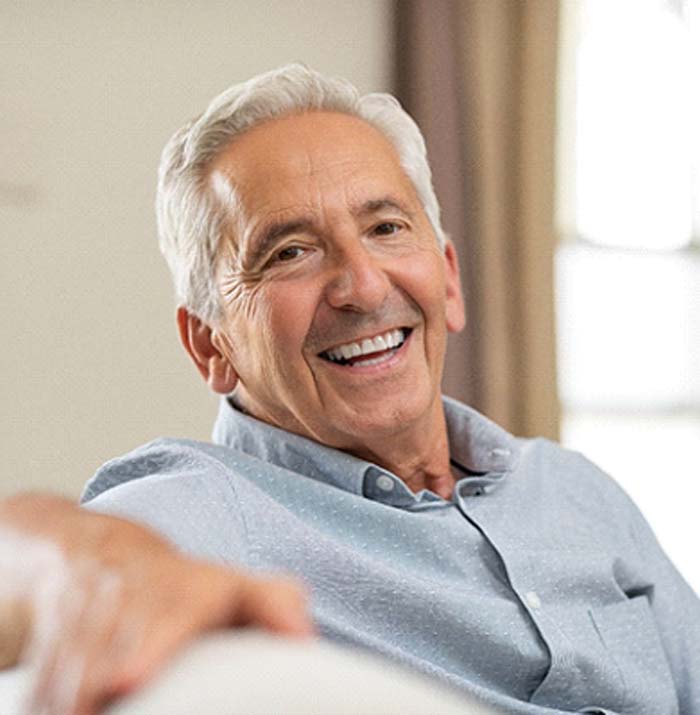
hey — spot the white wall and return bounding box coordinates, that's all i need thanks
[0,1,393,497]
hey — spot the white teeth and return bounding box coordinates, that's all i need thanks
[361,338,374,354]
[337,343,355,360]
[354,353,390,367]
[373,335,388,351]
[323,328,406,363]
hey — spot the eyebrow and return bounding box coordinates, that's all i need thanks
[246,218,316,266]
[248,196,415,265]
[354,197,414,220]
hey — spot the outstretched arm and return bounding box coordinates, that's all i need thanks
[0,493,313,715]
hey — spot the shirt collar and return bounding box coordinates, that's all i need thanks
[212,395,520,505]
[442,395,519,474]
[212,399,372,496]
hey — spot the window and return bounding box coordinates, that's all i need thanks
[556,0,700,592]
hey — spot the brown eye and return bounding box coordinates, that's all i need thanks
[373,222,401,236]
[276,246,305,262]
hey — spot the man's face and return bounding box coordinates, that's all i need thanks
[208,111,464,455]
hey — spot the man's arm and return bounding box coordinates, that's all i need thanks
[628,504,700,713]
[0,493,313,715]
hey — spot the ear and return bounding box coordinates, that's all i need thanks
[177,307,239,395]
[443,241,466,333]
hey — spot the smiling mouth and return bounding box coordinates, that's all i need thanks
[318,328,411,367]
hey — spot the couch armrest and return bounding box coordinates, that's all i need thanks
[106,631,495,715]
[0,631,498,715]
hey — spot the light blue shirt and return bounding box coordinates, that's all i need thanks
[82,397,700,714]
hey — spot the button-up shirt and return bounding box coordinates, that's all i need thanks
[82,397,700,714]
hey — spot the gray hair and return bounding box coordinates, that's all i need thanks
[156,63,445,323]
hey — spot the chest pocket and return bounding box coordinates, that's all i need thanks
[586,595,678,714]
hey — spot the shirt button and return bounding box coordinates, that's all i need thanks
[525,591,542,609]
[376,475,395,492]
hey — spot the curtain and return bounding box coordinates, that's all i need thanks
[394,0,560,440]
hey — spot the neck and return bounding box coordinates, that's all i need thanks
[346,400,456,500]
[231,392,456,499]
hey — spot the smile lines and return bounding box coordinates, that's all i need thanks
[320,328,409,365]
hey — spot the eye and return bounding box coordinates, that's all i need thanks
[372,222,402,236]
[274,245,306,263]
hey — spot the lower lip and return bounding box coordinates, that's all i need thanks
[321,331,413,375]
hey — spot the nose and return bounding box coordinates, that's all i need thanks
[323,241,392,313]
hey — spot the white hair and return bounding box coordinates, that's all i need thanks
[156,63,445,323]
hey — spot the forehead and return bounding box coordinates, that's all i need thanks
[210,111,419,219]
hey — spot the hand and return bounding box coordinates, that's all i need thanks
[0,494,313,715]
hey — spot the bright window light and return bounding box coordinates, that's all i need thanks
[576,0,697,250]
[557,0,700,593]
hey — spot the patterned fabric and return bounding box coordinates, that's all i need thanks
[82,397,700,714]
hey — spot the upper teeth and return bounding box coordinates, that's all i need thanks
[323,329,405,362]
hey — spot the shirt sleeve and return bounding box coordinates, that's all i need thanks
[81,439,250,567]
[627,498,700,713]
[556,445,700,712]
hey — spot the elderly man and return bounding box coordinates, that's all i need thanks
[2,65,699,715]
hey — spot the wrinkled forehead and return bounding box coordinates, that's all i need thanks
[210,110,405,177]
[207,111,423,253]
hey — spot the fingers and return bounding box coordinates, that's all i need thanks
[104,598,214,699]
[17,534,315,715]
[108,568,315,698]
[63,573,146,715]
[3,498,317,715]
[0,597,31,669]
[25,563,125,715]
[235,575,315,637]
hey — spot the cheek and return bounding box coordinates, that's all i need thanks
[396,252,447,317]
[225,289,276,367]
[263,284,317,358]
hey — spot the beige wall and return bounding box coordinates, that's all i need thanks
[0,1,393,497]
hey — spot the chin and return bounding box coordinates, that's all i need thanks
[335,393,435,437]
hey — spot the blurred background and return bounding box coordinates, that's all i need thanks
[1,0,698,592]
